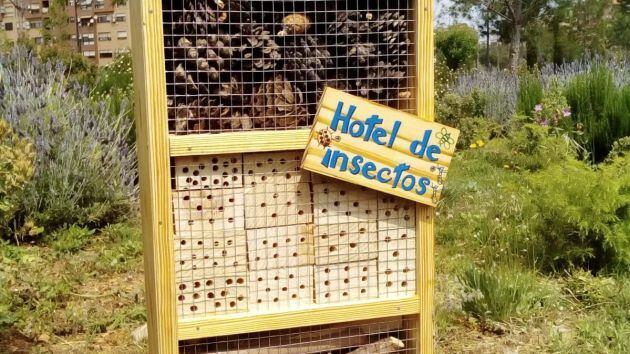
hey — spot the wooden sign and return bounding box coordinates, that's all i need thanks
[302,88,460,207]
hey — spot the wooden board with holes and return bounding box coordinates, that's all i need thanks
[247,224,314,270]
[243,151,313,229]
[302,88,459,207]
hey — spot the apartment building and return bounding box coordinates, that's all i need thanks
[0,0,130,65]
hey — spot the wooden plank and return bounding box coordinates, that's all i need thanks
[417,0,436,352]
[130,1,177,353]
[169,130,311,156]
[312,182,378,225]
[178,297,421,340]
[174,230,248,279]
[172,188,245,233]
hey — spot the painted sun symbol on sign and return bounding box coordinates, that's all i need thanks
[436,128,455,149]
[316,127,341,148]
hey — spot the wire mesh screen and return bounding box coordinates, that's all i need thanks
[179,316,417,353]
[172,150,417,318]
[162,0,416,134]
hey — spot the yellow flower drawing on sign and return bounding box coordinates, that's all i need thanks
[436,128,455,149]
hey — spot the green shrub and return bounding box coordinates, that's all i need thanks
[436,24,479,71]
[0,119,35,237]
[96,223,143,272]
[48,225,95,254]
[516,72,543,116]
[564,67,630,162]
[439,118,630,273]
[557,271,630,352]
[459,266,547,324]
[0,47,137,238]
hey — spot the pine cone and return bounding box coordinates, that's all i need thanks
[371,11,411,65]
[354,61,406,100]
[252,75,307,129]
[236,25,282,71]
[280,33,331,115]
[327,11,372,45]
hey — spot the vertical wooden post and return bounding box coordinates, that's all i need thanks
[130,1,178,353]
[416,1,435,354]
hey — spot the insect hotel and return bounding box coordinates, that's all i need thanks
[130,0,447,353]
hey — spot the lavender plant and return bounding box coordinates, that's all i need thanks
[0,47,137,237]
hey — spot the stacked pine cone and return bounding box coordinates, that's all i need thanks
[165,1,412,133]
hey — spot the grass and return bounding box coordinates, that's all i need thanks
[0,221,146,353]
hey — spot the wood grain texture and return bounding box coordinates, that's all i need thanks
[178,297,420,340]
[130,0,177,352]
[170,130,311,156]
[416,0,436,353]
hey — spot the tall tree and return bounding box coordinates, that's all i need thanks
[450,0,548,72]
[42,0,72,45]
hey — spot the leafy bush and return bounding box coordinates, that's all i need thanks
[459,266,547,324]
[96,223,143,272]
[564,67,630,162]
[439,119,630,272]
[516,72,543,115]
[436,91,502,149]
[0,120,35,237]
[91,52,134,142]
[435,24,479,71]
[48,225,95,254]
[558,271,630,352]
[0,47,137,239]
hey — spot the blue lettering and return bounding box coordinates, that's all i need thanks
[349,155,364,175]
[376,168,392,183]
[321,148,332,167]
[387,121,401,148]
[331,101,356,133]
[349,120,365,137]
[392,163,410,188]
[361,162,377,179]
[415,177,431,195]
[426,145,441,162]
[401,175,416,191]
[330,150,349,171]
[372,128,387,145]
[364,115,383,142]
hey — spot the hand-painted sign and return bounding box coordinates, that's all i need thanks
[302,88,460,207]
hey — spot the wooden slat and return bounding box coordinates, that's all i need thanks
[416,0,436,353]
[129,1,177,353]
[170,130,311,156]
[177,297,421,340]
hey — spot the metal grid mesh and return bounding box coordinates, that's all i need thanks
[179,316,417,353]
[162,0,416,134]
[172,151,417,318]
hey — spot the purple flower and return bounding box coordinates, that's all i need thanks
[540,119,549,127]
[562,108,571,117]
[535,104,543,112]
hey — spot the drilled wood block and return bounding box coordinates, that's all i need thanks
[379,268,416,298]
[314,222,378,265]
[173,154,243,190]
[313,183,378,225]
[174,230,248,280]
[243,151,312,229]
[247,224,314,270]
[314,260,378,304]
[176,274,248,318]
[173,188,245,233]
[377,194,416,235]
[248,265,314,312]
[378,238,416,273]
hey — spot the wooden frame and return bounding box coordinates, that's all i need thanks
[131,0,435,353]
